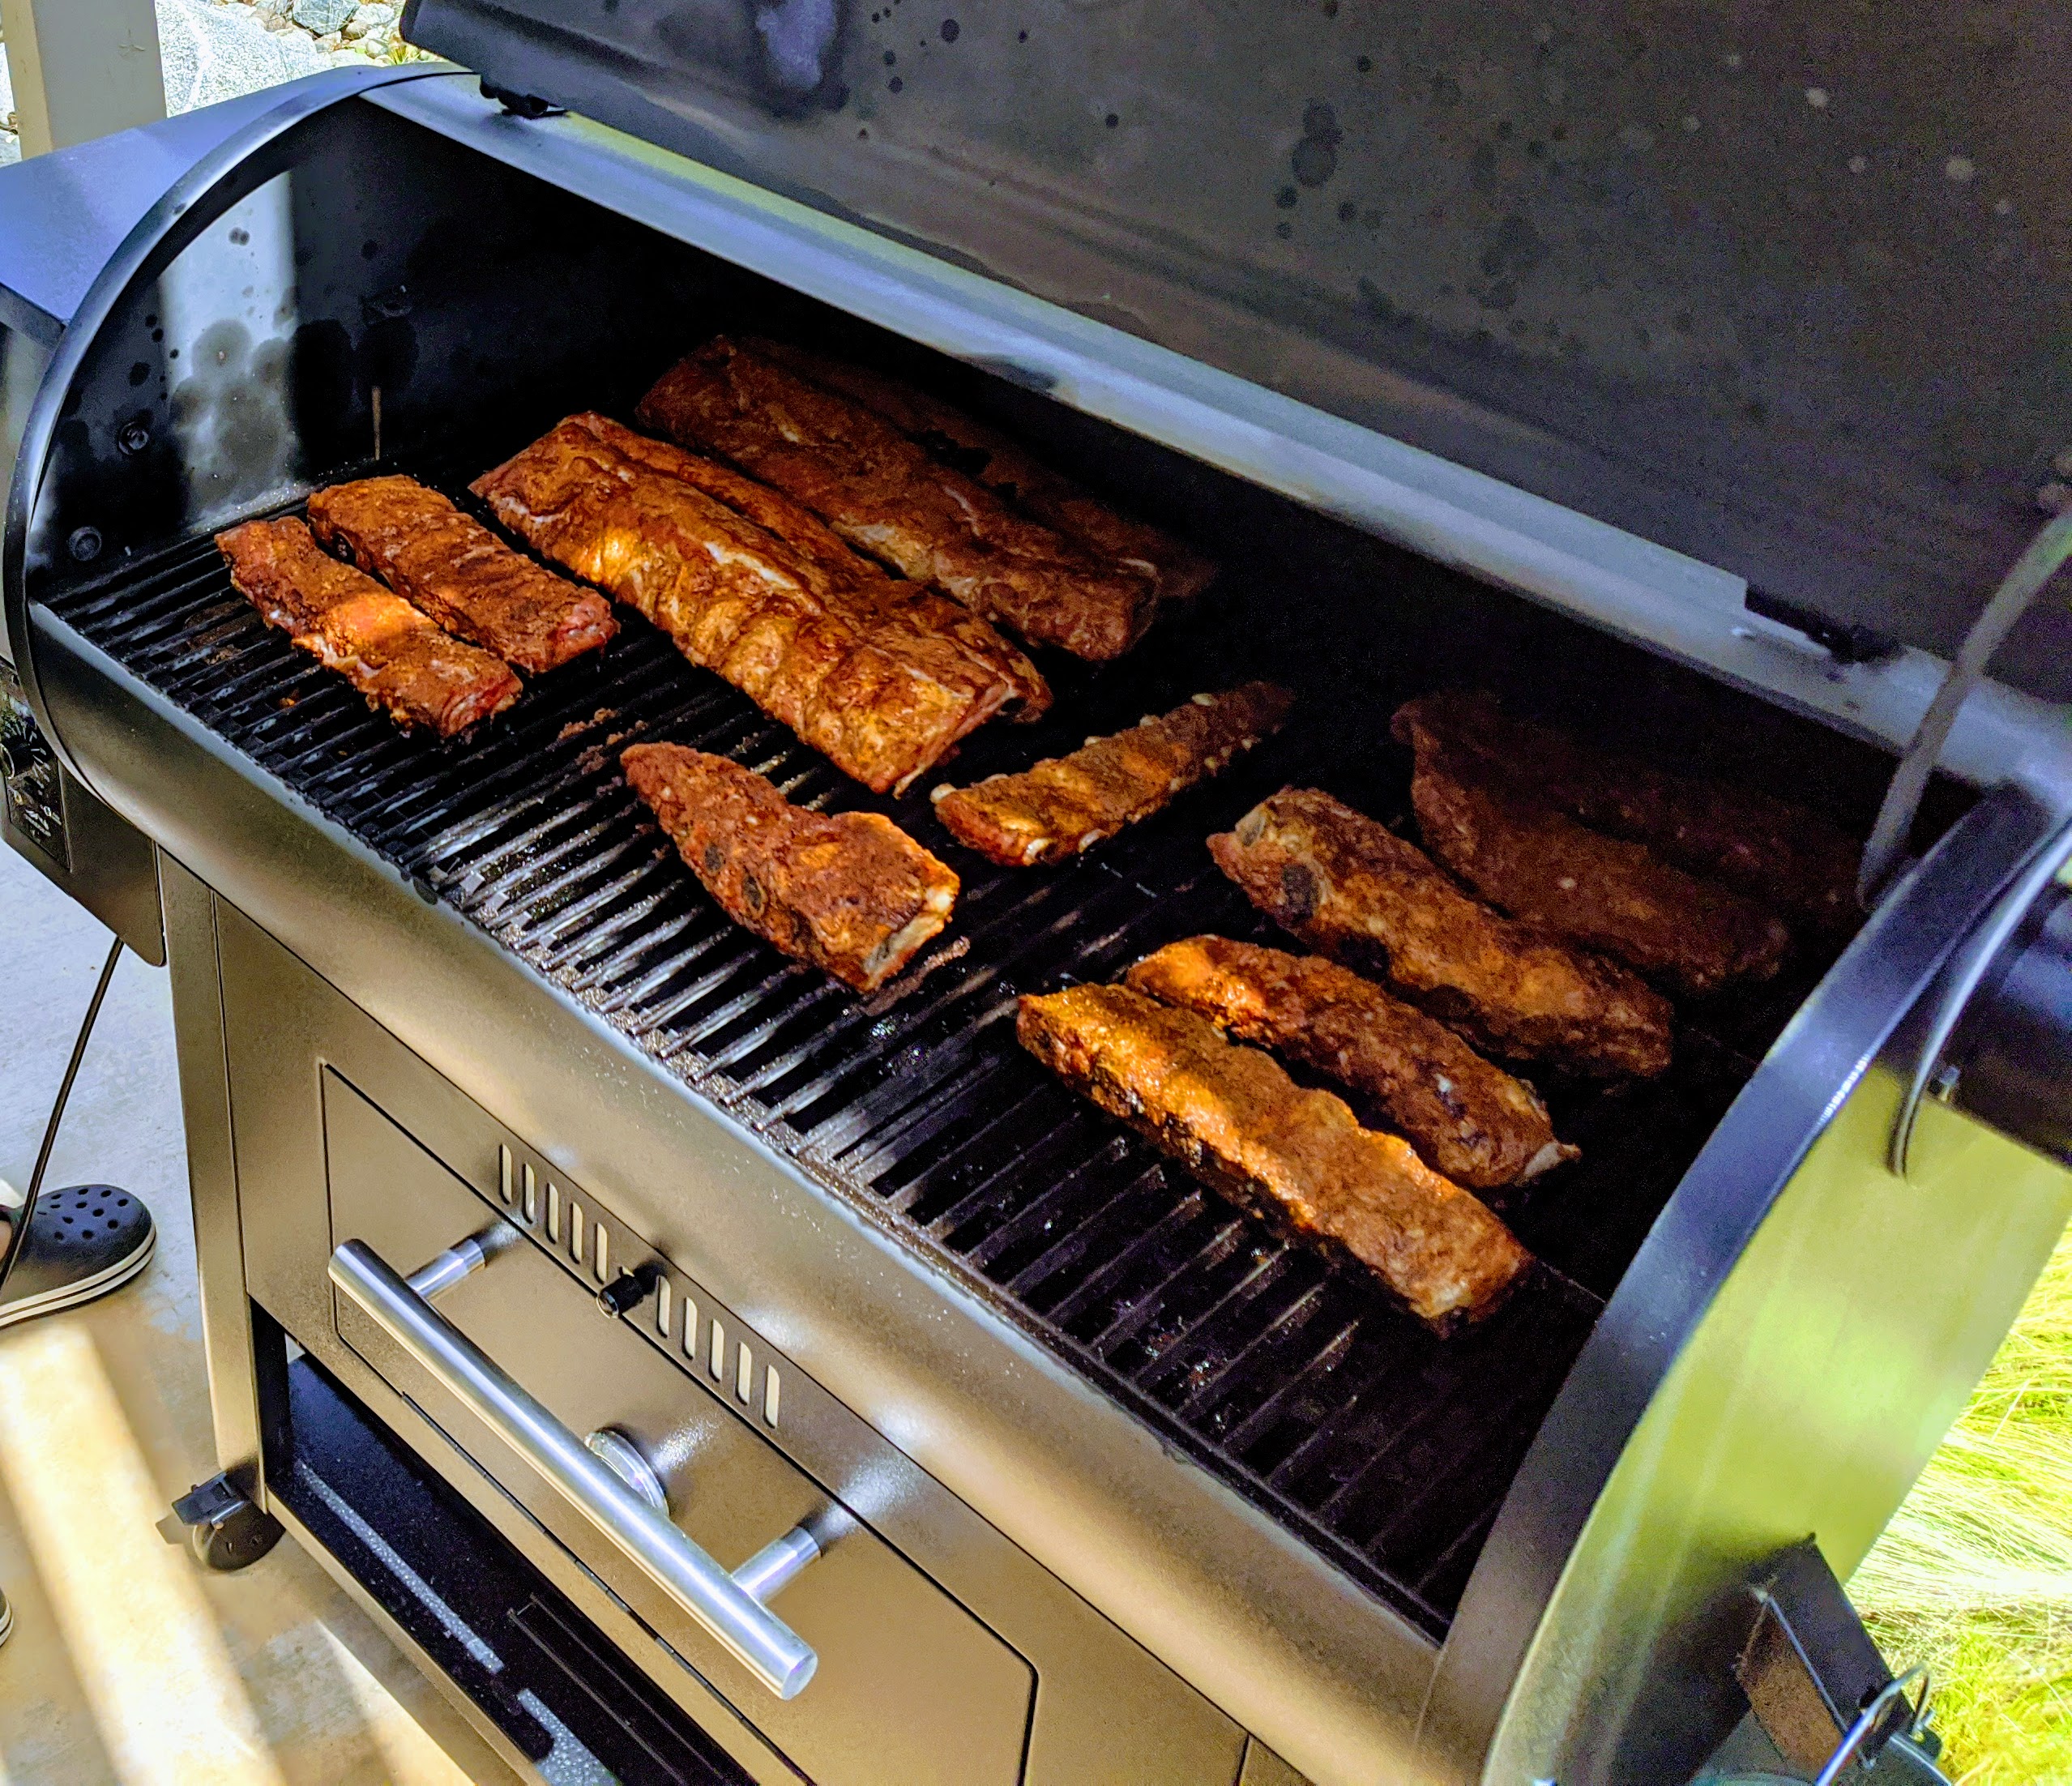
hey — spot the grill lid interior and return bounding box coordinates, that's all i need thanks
[404,2,2072,702]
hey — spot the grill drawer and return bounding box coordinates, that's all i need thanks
[324,1070,1036,1786]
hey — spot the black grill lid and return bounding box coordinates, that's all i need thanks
[401,0,2072,701]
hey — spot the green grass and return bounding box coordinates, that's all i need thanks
[1852,1228,2072,1783]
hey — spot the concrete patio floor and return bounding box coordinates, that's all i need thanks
[0,840,514,1785]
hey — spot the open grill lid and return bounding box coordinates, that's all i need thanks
[400,0,2072,702]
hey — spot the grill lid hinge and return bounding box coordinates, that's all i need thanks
[478,78,565,120]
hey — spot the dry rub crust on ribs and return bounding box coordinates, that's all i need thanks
[1210,788,1673,1079]
[306,474,617,675]
[1393,690,1861,935]
[1397,706,1792,998]
[623,744,958,993]
[216,517,520,739]
[1016,983,1531,1329]
[635,338,1159,660]
[1126,936,1576,1192]
[750,338,1219,605]
[472,414,1047,795]
[566,412,1048,720]
[930,682,1294,867]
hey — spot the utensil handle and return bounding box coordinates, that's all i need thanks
[329,1237,818,1698]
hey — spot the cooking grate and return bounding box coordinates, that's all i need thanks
[43,468,1823,1638]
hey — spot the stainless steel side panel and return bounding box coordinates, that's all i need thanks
[3,648,164,960]
[1239,1741,1315,1786]
[1493,1081,2072,1785]
[1425,788,2072,1783]
[206,890,1246,1784]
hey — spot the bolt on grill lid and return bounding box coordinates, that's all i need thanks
[404,0,2072,700]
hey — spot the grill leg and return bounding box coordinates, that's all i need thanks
[163,858,271,1510]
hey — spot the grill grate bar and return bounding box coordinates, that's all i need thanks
[737,899,1047,1110]
[1040,1185,1214,1328]
[527,862,675,968]
[1178,1284,1337,1423]
[1004,1160,1182,1303]
[576,911,724,1007]
[627,941,771,1039]
[1087,1214,1254,1358]
[1135,1248,1302,1403]
[608,928,751,1028]
[500,834,660,949]
[556,887,690,975]
[1415,1508,1500,1608]
[826,1065,1002,1185]
[943,1131,1134,1263]
[879,1079,1054,1218]
[791,1027,998,1160]
[1318,1370,1527,1527]
[662,963,818,1057]
[700,981,847,1076]
[762,872,1184,1133]
[1218,1319,1362,1456]
[472,812,634,924]
[1260,1346,1436,1497]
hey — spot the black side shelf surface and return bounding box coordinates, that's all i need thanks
[267,1343,759,1786]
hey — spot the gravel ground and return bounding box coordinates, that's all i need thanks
[0,0,418,167]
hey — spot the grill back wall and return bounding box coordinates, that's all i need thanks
[11,78,2072,1786]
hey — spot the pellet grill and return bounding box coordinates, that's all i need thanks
[2,9,2070,1784]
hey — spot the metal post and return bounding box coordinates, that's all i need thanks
[1,0,167,158]
[160,858,267,1502]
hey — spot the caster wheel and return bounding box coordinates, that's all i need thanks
[164,1474,284,1572]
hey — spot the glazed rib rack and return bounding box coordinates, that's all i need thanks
[48,455,1814,1640]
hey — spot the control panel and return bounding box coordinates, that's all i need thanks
[1,658,67,870]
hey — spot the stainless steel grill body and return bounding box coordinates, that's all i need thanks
[7,70,2072,1786]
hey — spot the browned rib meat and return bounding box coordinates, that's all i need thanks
[931,682,1294,866]
[1017,983,1530,1328]
[1397,707,1792,997]
[635,338,1158,660]
[216,517,520,738]
[567,413,1048,720]
[623,745,958,992]
[1126,937,1575,1191]
[472,414,1046,794]
[1393,691,1861,934]
[1210,788,1673,1078]
[305,474,617,675]
[750,339,1218,604]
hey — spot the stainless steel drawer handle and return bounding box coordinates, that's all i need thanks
[329,1237,820,1698]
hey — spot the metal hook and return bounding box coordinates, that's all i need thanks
[1811,1664,1932,1786]
[1859,509,2072,908]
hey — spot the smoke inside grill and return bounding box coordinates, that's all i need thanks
[45,464,1842,1640]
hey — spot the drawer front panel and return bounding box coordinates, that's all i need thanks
[324,1069,1033,1786]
